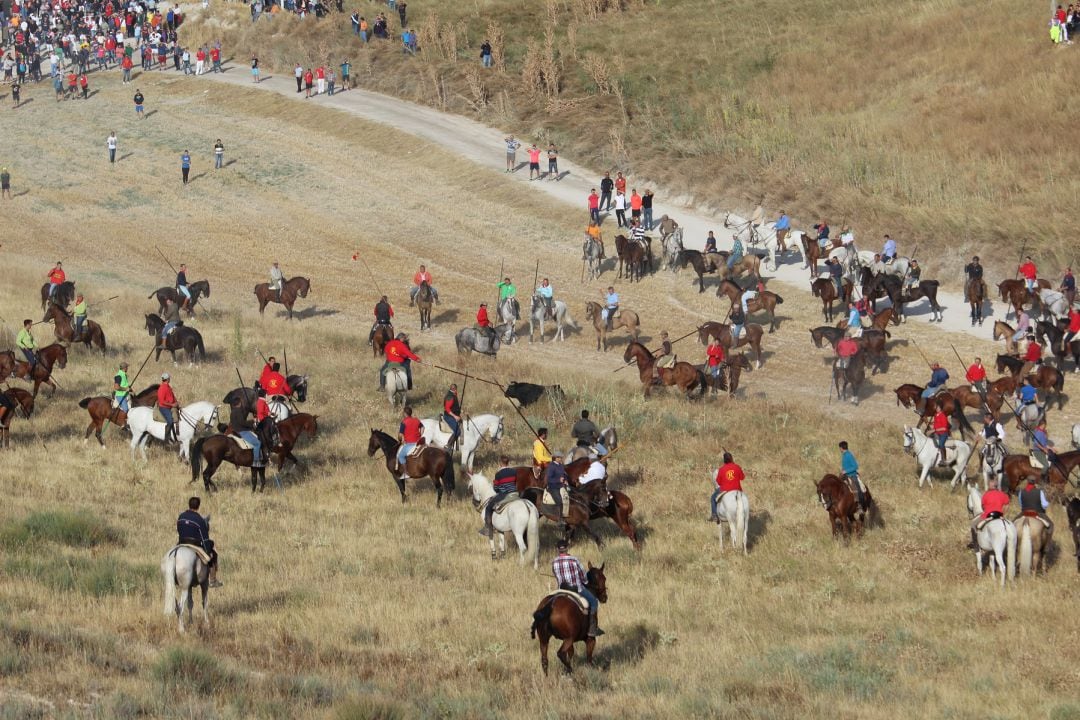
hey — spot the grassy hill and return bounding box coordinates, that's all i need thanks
[184,0,1080,273]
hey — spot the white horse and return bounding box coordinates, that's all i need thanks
[711,480,749,554]
[661,226,684,271]
[966,485,1016,588]
[723,212,781,271]
[128,401,220,462]
[902,425,972,489]
[467,473,539,568]
[385,366,408,408]
[497,296,518,344]
[1072,423,1080,449]
[161,545,210,634]
[980,440,1007,491]
[528,295,577,343]
[1038,289,1069,320]
[421,413,504,472]
[268,399,290,422]
[583,236,604,281]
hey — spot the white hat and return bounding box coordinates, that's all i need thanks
[161,372,170,380]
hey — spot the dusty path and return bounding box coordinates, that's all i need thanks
[200,63,996,340]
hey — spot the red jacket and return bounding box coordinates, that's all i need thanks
[263,370,292,396]
[255,397,270,422]
[384,339,419,363]
[715,462,744,492]
[157,382,177,408]
[1019,262,1037,281]
[1069,310,1080,334]
[48,268,66,284]
[981,489,1010,518]
[476,306,491,327]
[932,411,949,435]
[413,270,432,286]
[706,344,725,367]
[588,193,599,210]
[1024,342,1042,362]
[837,338,859,358]
[965,363,986,383]
[259,363,275,389]
[399,416,422,443]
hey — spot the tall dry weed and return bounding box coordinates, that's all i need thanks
[486,20,506,72]
[463,65,489,111]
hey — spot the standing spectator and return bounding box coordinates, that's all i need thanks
[134,89,145,118]
[613,191,627,228]
[351,10,360,35]
[614,171,626,197]
[79,74,89,99]
[107,131,117,163]
[340,59,351,90]
[53,74,63,102]
[251,54,260,83]
[182,48,191,74]
[629,188,643,224]
[10,81,19,108]
[316,65,326,95]
[398,0,407,26]
[480,40,492,67]
[210,45,222,73]
[0,167,10,199]
[294,63,303,93]
[214,139,224,170]
[527,144,541,180]
[181,150,191,184]
[122,54,133,83]
[195,47,206,75]
[599,172,614,211]
[360,17,369,43]
[327,69,336,96]
[504,135,521,172]
[303,68,314,97]
[588,188,601,225]
[546,143,559,179]
[642,189,654,230]
[67,71,78,99]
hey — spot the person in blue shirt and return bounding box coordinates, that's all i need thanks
[181,151,191,184]
[1030,422,1056,482]
[916,363,949,414]
[602,287,619,330]
[838,440,866,506]
[726,235,744,271]
[1015,377,1038,416]
[704,231,718,255]
[846,302,862,337]
[177,496,222,587]
[882,234,897,262]
[774,211,791,252]
[537,278,554,319]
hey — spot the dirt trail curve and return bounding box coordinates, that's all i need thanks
[202,65,991,341]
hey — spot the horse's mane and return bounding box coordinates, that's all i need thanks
[371,428,397,446]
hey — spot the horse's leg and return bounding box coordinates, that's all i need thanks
[435,473,443,508]
[395,473,407,503]
[585,636,596,667]
[538,629,551,675]
[557,637,575,674]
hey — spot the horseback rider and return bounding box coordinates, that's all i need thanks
[629,218,647,250]
[869,253,886,277]
[1011,310,1032,346]
[269,261,284,302]
[741,279,764,314]
[480,456,519,537]
[980,413,1007,470]
[177,496,222,587]
[545,453,569,528]
[1019,255,1038,293]
[1061,266,1076,307]
[577,453,609,509]
[709,451,744,523]
[409,264,440,306]
[704,231,718,255]
[838,225,855,247]
[257,356,277,391]
[161,297,182,343]
[442,383,461,450]
[904,259,921,293]
[774,211,790,250]
[533,427,552,476]
[965,356,989,408]
[706,336,726,393]
[828,257,844,299]
[729,302,746,342]
[369,295,394,346]
[932,407,951,467]
[571,409,607,456]
[838,440,867,507]
[882,234,897,262]
[260,361,292,399]
[1030,421,1056,483]
[380,333,419,390]
[47,261,65,299]
[498,277,518,320]
[73,294,87,338]
[1019,334,1042,378]
[1015,477,1053,538]
[586,220,605,259]
[836,335,859,369]
[602,287,619,331]
[1015,376,1038,418]
[964,255,983,298]
[176,263,191,310]
[396,405,423,481]
[1065,306,1080,353]
[552,539,603,638]
[845,301,862,338]
[915,362,949,415]
[970,485,1010,549]
[16,319,37,368]
[475,302,496,344]
[113,361,131,413]
[726,233,744,272]
[157,373,180,444]
[253,388,273,466]
[814,220,830,250]
[537,278,555,319]
[652,331,675,381]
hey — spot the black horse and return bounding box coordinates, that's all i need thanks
[1034,319,1080,372]
[149,280,211,317]
[223,375,309,421]
[40,281,75,310]
[833,349,867,405]
[144,314,206,364]
[675,249,724,293]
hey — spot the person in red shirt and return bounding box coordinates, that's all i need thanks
[836,336,859,369]
[381,333,420,390]
[629,189,643,223]
[709,452,745,522]
[262,363,292,398]
[1019,256,1038,292]
[706,337,725,393]
[47,262,66,298]
[210,46,221,73]
[79,74,89,99]
[157,372,180,443]
[258,356,278,390]
[396,405,423,477]
[932,408,950,466]
[527,144,542,180]
[1020,334,1042,377]
[476,302,491,328]
[409,264,439,305]
[588,188,600,225]
[1063,307,1080,351]
[67,72,77,98]
[970,486,1010,548]
[614,172,626,196]
[303,69,314,97]
[255,389,271,423]
[965,356,988,407]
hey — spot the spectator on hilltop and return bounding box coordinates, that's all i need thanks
[481,40,493,67]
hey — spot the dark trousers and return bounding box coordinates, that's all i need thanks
[21,349,35,366]
[109,148,116,163]
[443,414,460,446]
[296,76,302,92]
[599,190,612,211]
[182,167,190,183]
[547,486,564,521]
[615,209,626,227]
[590,208,600,225]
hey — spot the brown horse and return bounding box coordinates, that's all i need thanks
[42,304,107,353]
[149,280,211,317]
[816,473,872,539]
[717,279,783,332]
[371,323,393,358]
[696,321,764,368]
[993,320,1018,356]
[996,354,1065,410]
[837,306,897,333]
[700,353,752,396]
[191,420,279,492]
[808,326,890,374]
[585,301,640,352]
[255,276,311,320]
[145,314,206,365]
[515,464,607,548]
[1000,450,1080,493]
[415,281,434,331]
[811,278,852,322]
[674,249,726,292]
[40,281,75,310]
[801,235,824,276]
[11,343,68,397]
[614,235,649,282]
[948,383,1004,417]
[965,278,987,326]
[564,462,641,550]
[622,341,706,400]
[78,385,160,446]
[272,413,319,472]
[998,278,1050,319]
[530,563,607,674]
[366,429,456,507]
[0,388,34,448]
[893,384,976,436]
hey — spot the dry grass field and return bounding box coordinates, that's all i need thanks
[1,70,1080,719]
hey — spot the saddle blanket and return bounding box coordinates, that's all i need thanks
[229,433,254,451]
[438,418,452,434]
[1028,452,1046,470]
[543,589,590,614]
[408,442,426,458]
[542,488,570,507]
[172,543,212,565]
[976,513,1005,531]
[1018,512,1052,529]
[485,492,520,514]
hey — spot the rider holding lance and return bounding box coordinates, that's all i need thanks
[176,263,191,310]
[533,427,552,475]
[380,333,419,390]
[158,372,180,444]
[965,356,988,408]
[442,383,461,450]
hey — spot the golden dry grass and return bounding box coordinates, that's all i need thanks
[1,72,1079,719]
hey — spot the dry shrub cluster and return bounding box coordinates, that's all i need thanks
[415,11,465,62]
[521,30,561,98]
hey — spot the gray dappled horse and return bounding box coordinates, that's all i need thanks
[529,295,576,343]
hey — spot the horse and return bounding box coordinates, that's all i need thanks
[466,474,540,568]
[585,301,640,352]
[1063,495,1080,572]
[1036,288,1070,321]
[42,304,106,353]
[701,353,752,397]
[724,215,786,271]
[40,280,75,310]
[11,343,67,397]
[190,422,279,492]
[660,225,683,271]
[421,412,503,473]
[993,320,1019,356]
[902,425,972,489]
[998,278,1050,320]
[454,326,507,357]
[530,563,607,675]
[966,485,1016,587]
[995,354,1065,410]
[809,326,890,374]
[980,439,1007,491]
[0,388,34,448]
[614,234,648,282]
[222,376,308,419]
[811,277,852,322]
[965,278,988,327]
[900,280,944,323]
[622,341,707,400]
[519,484,606,548]
[816,473,872,539]
[717,279,783,332]
[366,429,455,507]
[145,314,206,365]
[78,385,159,446]
[529,295,576,343]
[860,268,902,318]
[371,323,393,358]
[801,234,824,276]
[1000,450,1080,493]
[415,281,434,331]
[255,276,311,320]
[272,413,319,473]
[697,321,765,368]
[892,385,976,437]
[128,400,220,462]
[161,545,209,634]
[712,486,749,554]
[1034,319,1080,372]
[564,426,619,465]
[832,350,867,405]
[582,236,604,281]
[150,280,211,317]
[384,366,408,408]
[674,249,723,293]
[1015,513,1050,577]
[947,383,1005,419]
[497,297,519,344]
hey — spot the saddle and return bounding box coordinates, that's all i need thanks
[657,354,677,369]
[438,418,452,434]
[543,589,590,614]
[976,513,1003,531]
[172,543,212,565]
[408,439,426,458]
[1028,452,1046,470]
[485,492,520,515]
[1020,511,1052,528]
[542,487,570,507]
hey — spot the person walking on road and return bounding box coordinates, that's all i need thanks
[107,131,117,163]
[181,151,191,184]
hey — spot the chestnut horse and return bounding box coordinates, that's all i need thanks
[811,278,852,322]
[366,429,456,507]
[993,320,1018,356]
[191,420,279,492]
[614,235,650,282]
[1000,450,1080,493]
[585,302,640,352]
[717,279,783,332]
[272,413,319,472]
[42,304,107,353]
[78,385,160,446]
[697,321,765,368]
[995,354,1065,410]
[816,473,873,539]
[11,343,68,397]
[530,564,607,674]
[0,388,34,448]
[892,384,976,436]
[372,323,393,358]
[998,278,1050,320]
[674,249,724,293]
[622,341,706,400]
[255,276,311,320]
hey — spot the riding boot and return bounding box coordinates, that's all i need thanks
[588,612,604,638]
[968,528,978,550]
[479,510,493,537]
[938,447,948,467]
[915,398,925,416]
[164,424,174,444]
[208,562,223,588]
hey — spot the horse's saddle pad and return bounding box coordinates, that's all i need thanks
[228,432,255,451]
[544,590,590,614]
[408,442,426,458]
[490,492,520,514]
[173,543,212,565]
[1028,453,1046,470]
[1020,512,1052,528]
[438,418,452,434]
[976,514,1004,531]
[542,488,570,507]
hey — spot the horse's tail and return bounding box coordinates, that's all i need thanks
[773,293,784,305]
[694,369,708,398]
[79,397,92,409]
[735,493,748,554]
[191,437,207,483]
[1055,368,1065,394]
[1018,521,1032,576]
[1005,522,1017,581]
[147,291,157,299]
[442,455,456,493]
[525,503,540,568]
[530,601,552,639]
[952,402,975,438]
[162,549,176,615]
[197,334,206,361]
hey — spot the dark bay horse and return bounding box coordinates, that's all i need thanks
[810,277,852,322]
[816,473,872,539]
[272,413,318,472]
[1000,450,1080,493]
[223,375,308,421]
[78,385,159,445]
[12,343,67,397]
[0,388,34,448]
[832,350,866,405]
[697,321,764,368]
[900,280,944,322]
[965,278,987,326]
[43,304,106,353]
[145,314,206,365]
[622,341,706,400]
[614,235,649,282]
[530,564,607,674]
[191,421,279,492]
[150,280,211,317]
[255,276,311,320]
[996,354,1065,410]
[372,323,393,358]
[565,468,641,550]
[40,281,75,310]
[1034,319,1080,372]
[366,429,455,507]
[717,279,783,332]
[998,278,1050,319]
[416,282,434,330]
[809,327,889,374]
[674,249,723,292]
[892,384,976,436]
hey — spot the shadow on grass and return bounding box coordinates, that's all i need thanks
[593,621,660,670]
[145,109,158,118]
[430,309,460,325]
[277,305,340,320]
[223,159,237,167]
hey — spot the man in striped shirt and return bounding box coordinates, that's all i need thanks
[552,540,603,637]
[629,218,646,245]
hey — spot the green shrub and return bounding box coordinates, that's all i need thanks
[0,510,123,549]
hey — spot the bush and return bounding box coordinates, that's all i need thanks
[0,510,124,549]
[333,697,411,720]
[4,555,155,598]
[153,648,242,697]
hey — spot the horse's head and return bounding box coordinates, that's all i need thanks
[290,375,309,402]
[296,278,310,298]
[366,430,382,457]
[600,426,617,452]
[622,343,635,363]
[144,314,159,335]
[809,328,825,348]
[995,355,1009,373]
[902,426,915,454]
[488,416,504,443]
[305,415,319,437]
[586,563,607,603]
[966,484,982,518]
[197,280,211,298]
[722,212,732,228]
[466,473,490,508]
[51,344,67,369]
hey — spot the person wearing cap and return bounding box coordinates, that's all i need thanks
[480,456,519,537]
[369,295,394,346]
[113,362,131,412]
[552,540,602,637]
[47,261,65,299]
[442,383,461,450]
[709,451,745,522]
[157,373,180,444]
[916,362,949,415]
[774,211,790,252]
[725,233,744,272]
[533,428,552,475]
[544,454,569,527]
[577,453,609,508]
[269,261,284,302]
[73,294,88,338]
[381,333,419,390]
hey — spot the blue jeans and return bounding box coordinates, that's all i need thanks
[161,407,174,428]
[443,414,459,445]
[643,208,653,230]
[215,154,223,169]
[239,430,261,463]
[162,321,177,339]
[396,442,415,468]
[49,282,59,296]
[934,433,947,449]
[75,316,85,335]
[590,208,600,225]
[482,54,492,67]
[361,30,368,42]
[577,586,598,613]
[594,443,608,456]
[115,395,130,413]
[179,285,192,302]
[727,254,740,270]
[21,349,36,366]
[920,386,938,399]
[732,324,743,340]
[710,487,723,517]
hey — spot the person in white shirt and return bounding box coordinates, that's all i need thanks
[613,192,627,228]
[577,454,610,508]
[107,131,117,163]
